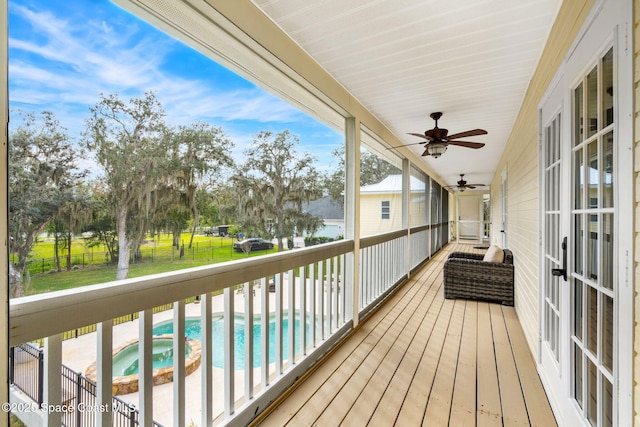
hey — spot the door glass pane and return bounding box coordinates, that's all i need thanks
[602,294,613,372]
[574,342,583,407]
[602,213,614,290]
[586,66,598,139]
[588,214,598,281]
[573,279,583,339]
[546,125,551,167]
[575,214,584,276]
[603,376,613,427]
[575,149,584,209]
[586,285,598,354]
[575,82,584,145]
[587,359,598,426]
[602,48,614,128]
[588,141,598,209]
[603,131,614,208]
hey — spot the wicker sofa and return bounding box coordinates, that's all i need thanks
[443,248,514,306]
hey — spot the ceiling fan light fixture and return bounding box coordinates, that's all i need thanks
[426,143,447,158]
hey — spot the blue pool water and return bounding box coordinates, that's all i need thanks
[152,314,308,370]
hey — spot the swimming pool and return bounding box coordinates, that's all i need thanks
[152,313,309,370]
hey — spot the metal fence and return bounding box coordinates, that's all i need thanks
[13,239,245,277]
[10,345,162,426]
[9,344,43,404]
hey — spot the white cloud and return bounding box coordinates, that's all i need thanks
[9,2,304,129]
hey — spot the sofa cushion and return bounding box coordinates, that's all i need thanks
[483,245,504,263]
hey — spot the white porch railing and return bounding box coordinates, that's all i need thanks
[10,228,443,426]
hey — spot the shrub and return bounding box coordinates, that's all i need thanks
[304,236,335,247]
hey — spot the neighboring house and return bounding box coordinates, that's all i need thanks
[360,174,428,236]
[301,195,344,239]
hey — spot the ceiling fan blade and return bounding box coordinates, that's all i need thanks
[446,129,487,140]
[407,132,433,142]
[468,183,486,187]
[385,141,426,150]
[407,132,434,141]
[448,140,485,149]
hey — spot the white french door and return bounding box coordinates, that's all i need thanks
[538,1,632,425]
[539,77,567,417]
[569,44,616,427]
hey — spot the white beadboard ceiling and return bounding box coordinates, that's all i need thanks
[251,0,561,190]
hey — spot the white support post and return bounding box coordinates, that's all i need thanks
[345,117,360,326]
[402,159,411,277]
[97,320,113,427]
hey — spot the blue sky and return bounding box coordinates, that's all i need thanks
[8,0,343,173]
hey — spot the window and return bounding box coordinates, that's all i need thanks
[381,201,390,219]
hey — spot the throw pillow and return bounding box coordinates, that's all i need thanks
[483,245,504,263]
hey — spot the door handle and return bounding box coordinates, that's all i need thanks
[551,236,567,281]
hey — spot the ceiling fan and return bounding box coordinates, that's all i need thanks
[390,112,487,158]
[447,174,486,192]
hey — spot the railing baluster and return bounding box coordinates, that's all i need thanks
[223,287,234,416]
[244,281,254,400]
[331,257,342,331]
[173,300,185,427]
[200,292,213,427]
[365,247,371,305]
[261,277,270,387]
[44,334,62,426]
[309,263,316,348]
[338,255,344,325]
[97,320,113,427]
[138,309,153,427]
[317,259,325,340]
[299,265,307,356]
[288,269,295,365]
[326,259,332,333]
[275,273,283,375]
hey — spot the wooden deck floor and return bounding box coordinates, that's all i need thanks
[254,243,557,427]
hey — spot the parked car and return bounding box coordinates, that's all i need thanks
[233,238,274,253]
